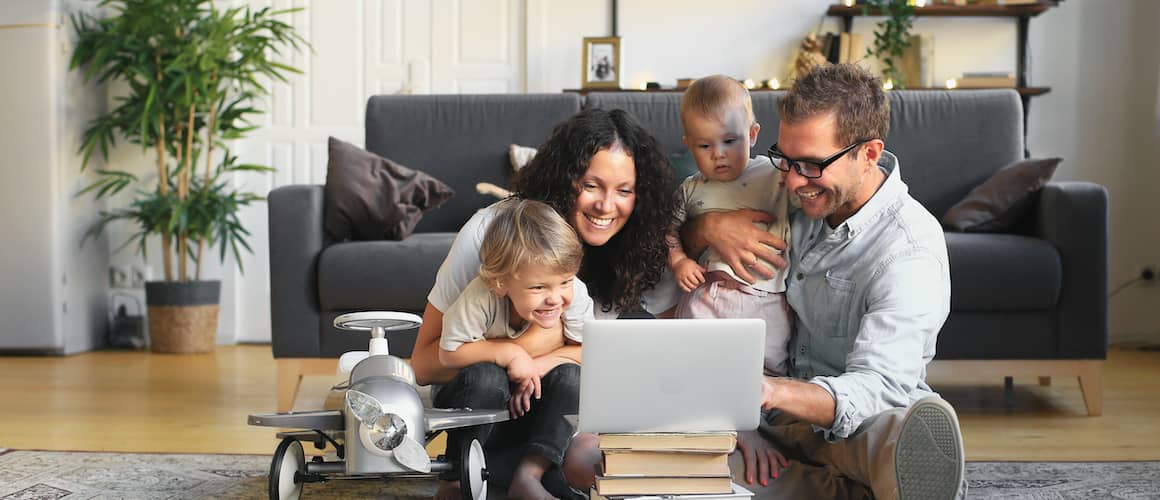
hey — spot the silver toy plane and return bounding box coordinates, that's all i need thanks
[249,311,508,500]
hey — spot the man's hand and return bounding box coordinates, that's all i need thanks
[683,209,786,285]
[673,257,707,292]
[735,430,790,487]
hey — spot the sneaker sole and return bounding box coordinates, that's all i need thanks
[895,399,964,500]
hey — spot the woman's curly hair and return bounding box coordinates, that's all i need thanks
[512,108,676,314]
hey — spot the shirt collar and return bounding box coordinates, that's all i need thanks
[835,150,907,237]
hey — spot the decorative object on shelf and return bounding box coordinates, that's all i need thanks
[582,36,621,89]
[791,32,829,82]
[70,0,306,353]
[864,0,916,88]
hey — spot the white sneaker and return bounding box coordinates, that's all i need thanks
[895,397,966,500]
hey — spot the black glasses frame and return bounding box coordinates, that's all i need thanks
[766,140,867,179]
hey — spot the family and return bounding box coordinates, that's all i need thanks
[408,63,967,500]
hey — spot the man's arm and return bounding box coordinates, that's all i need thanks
[761,377,837,428]
[800,253,949,440]
[682,209,787,284]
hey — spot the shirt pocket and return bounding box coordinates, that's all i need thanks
[822,271,856,337]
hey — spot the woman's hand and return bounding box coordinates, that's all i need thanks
[683,209,786,285]
[734,430,791,488]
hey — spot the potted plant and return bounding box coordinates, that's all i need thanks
[865,0,916,88]
[70,0,306,353]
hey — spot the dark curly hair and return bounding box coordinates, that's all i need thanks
[511,107,676,314]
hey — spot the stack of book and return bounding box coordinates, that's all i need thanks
[955,71,1017,88]
[590,432,752,499]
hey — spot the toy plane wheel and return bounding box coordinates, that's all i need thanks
[269,438,305,500]
[459,439,488,500]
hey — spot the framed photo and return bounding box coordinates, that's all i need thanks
[582,36,620,89]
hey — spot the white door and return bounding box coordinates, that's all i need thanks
[228,0,526,343]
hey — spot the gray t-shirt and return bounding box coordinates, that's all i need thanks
[440,275,591,352]
[428,202,680,319]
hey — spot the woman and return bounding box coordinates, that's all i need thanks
[411,107,679,499]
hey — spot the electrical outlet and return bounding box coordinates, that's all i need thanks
[129,265,150,288]
[1141,266,1157,285]
[109,266,131,288]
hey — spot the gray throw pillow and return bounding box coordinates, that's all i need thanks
[324,136,454,241]
[941,157,1062,232]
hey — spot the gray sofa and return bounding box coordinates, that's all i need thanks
[269,90,1108,415]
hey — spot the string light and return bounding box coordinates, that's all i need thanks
[945,78,958,89]
[883,79,894,91]
[742,79,757,90]
[768,78,781,90]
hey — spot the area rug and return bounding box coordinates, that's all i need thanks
[1,449,1158,499]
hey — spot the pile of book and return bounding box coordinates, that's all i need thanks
[590,432,753,499]
[955,71,1017,88]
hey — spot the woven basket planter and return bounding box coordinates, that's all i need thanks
[145,281,221,354]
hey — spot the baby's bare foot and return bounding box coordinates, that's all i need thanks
[434,480,460,500]
[507,470,558,500]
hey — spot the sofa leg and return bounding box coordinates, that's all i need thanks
[1077,362,1104,417]
[277,358,340,412]
[1038,376,1051,386]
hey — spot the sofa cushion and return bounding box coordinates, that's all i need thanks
[317,233,457,312]
[945,232,1061,311]
[323,137,454,241]
[941,157,1061,232]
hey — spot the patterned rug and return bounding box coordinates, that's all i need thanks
[1,449,1158,499]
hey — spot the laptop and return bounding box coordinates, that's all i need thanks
[577,318,765,434]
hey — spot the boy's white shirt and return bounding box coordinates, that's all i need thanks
[439,275,591,352]
[674,156,792,293]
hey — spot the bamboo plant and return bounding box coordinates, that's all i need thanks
[70,0,306,282]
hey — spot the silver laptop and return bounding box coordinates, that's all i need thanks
[577,318,765,434]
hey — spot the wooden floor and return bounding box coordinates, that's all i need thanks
[1,345,1158,460]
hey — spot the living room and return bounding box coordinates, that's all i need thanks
[1,0,1158,498]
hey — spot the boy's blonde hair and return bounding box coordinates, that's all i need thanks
[680,75,756,126]
[479,198,583,287]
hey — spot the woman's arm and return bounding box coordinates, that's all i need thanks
[411,303,458,385]
[682,209,787,284]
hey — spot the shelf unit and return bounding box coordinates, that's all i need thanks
[827,1,1061,139]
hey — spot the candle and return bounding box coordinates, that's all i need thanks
[945,78,958,89]
[768,78,781,90]
[883,79,894,91]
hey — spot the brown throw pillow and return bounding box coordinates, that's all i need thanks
[941,157,1062,232]
[324,137,454,241]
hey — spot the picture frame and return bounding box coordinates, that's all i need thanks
[582,36,621,89]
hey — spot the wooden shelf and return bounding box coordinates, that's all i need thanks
[826,3,1057,18]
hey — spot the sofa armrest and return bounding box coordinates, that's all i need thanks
[1032,181,1109,359]
[269,185,326,358]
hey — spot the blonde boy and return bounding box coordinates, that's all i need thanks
[670,75,792,375]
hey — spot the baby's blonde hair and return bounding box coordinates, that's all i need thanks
[680,75,756,126]
[479,198,583,287]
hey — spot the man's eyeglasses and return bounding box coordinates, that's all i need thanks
[766,140,867,179]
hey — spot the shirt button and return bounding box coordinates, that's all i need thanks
[800,346,807,353]
[796,273,804,281]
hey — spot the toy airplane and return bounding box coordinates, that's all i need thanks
[249,311,509,500]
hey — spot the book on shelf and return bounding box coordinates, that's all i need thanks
[956,75,1017,88]
[603,450,731,477]
[899,35,934,88]
[838,33,864,64]
[591,481,754,500]
[595,474,735,496]
[598,432,738,453]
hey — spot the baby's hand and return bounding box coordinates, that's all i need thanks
[673,257,707,292]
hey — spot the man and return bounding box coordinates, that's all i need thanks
[685,63,966,500]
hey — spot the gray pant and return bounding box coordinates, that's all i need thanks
[729,408,966,500]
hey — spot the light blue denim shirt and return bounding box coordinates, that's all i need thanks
[785,151,950,441]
